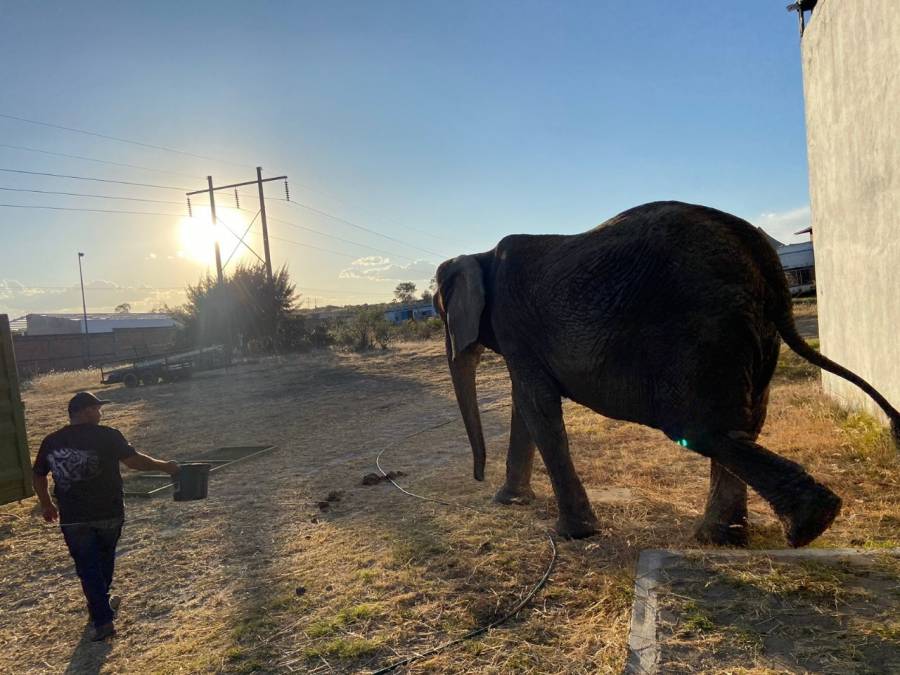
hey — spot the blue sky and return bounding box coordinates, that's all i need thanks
[0,1,812,315]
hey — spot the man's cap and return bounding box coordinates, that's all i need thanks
[68,391,112,416]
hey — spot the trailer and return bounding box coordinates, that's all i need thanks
[100,345,228,388]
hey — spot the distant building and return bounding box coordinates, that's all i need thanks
[383,302,438,324]
[23,313,179,336]
[757,226,815,296]
[777,242,816,296]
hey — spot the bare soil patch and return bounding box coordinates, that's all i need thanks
[1,339,897,673]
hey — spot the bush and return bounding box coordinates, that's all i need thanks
[332,309,393,352]
[393,317,443,342]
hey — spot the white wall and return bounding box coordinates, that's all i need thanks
[801,0,900,422]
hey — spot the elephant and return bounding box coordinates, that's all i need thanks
[433,201,899,547]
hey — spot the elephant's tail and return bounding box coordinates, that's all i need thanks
[772,301,900,447]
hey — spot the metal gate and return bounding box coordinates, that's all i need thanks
[0,315,32,505]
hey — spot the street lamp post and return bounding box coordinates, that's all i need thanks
[77,252,90,365]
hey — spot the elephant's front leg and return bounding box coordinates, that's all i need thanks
[694,461,749,546]
[494,402,537,505]
[511,377,598,539]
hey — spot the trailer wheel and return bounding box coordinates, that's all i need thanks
[142,374,161,386]
[123,373,139,388]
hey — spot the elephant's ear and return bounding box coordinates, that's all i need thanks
[438,255,485,361]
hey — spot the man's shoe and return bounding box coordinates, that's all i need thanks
[109,595,121,615]
[92,622,116,641]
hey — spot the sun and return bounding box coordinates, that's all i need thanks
[178,207,251,266]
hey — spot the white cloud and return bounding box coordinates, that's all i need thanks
[0,279,186,316]
[350,256,390,267]
[339,258,437,283]
[752,206,811,245]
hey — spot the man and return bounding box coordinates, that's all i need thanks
[32,392,179,641]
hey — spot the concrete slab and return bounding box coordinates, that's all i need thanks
[624,548,900,674]
[586,486,634,504]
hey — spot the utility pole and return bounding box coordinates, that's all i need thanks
[77,252,90,365]
[208,176,224,284]
[187,170,287,283]
[186,170,288,361]
[256,167,273,284]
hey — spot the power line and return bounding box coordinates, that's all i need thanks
[0,112,250,168]
[2,283,373,297]
[18,286,153,294]
[0,186,184,205]
[0,143,204,180]
[272,192,458,246]
[280,200,449,259]
[268,215,416,262]
[0,203,182,217]
[267,234,361,260]
[0,167,188,191]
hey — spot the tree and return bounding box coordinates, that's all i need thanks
[114,302,131,314]
[420,290,433,303]
[179,262,298,351]
[394,281,417,304]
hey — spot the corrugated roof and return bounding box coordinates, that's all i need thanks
[777,242,815,270]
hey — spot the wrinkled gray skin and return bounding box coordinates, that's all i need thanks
[434,201,900,547]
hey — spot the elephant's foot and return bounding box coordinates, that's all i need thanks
[493,484,536,505]
[777,484,842,548]
[555,513,599,540]
[694,519,749,547]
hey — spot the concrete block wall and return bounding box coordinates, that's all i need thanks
[801,0,900,422]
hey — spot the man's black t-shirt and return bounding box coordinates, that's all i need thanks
[32,424,137,524]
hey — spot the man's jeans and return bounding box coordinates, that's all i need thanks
[61,519,122,627]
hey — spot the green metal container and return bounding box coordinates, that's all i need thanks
[173,463,211,501]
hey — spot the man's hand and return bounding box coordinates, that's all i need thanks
[41,503,59,523]
[123,453,180,475]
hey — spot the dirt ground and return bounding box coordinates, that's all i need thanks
[1,336,897,674]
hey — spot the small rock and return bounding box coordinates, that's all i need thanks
[317,501,330,511]
[477,541,493,554]
[326,490,344,502]
[295,586,306,596]
[310,516,319,524]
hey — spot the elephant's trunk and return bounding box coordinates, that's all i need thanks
[447,340,487,481]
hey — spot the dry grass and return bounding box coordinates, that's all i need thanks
[1,338,897,673]
[655,554,900,673]
[791,297,818,318]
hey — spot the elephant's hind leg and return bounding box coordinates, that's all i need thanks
[690,431,841,547]
[694,461,749,546]
[694,398,769,547]
[494,402,537,505]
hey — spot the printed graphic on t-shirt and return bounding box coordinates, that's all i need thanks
[46,448,101,492]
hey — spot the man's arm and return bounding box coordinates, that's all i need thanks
[32,473,58,522]
[121,452,179,476]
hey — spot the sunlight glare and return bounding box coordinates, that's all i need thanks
[178,207,251,267]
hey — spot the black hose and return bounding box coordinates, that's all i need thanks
[369,417,558,674]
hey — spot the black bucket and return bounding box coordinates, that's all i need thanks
[173,463,211,501]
